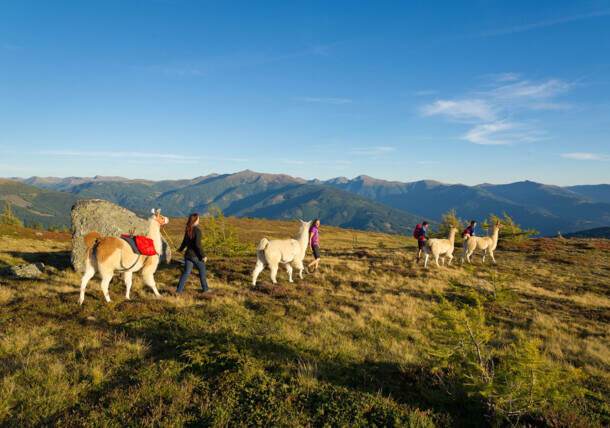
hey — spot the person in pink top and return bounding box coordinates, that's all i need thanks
[307,219,321,273]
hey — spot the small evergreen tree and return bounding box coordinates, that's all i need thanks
[484,213,537,241]
[201,207,253,256]
[427,296,583,424]
[0,202,23,227]
[435,209,462,238]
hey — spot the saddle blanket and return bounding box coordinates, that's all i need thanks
[120,234,158,256]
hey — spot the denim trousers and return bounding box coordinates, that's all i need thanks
[176,257,208,292]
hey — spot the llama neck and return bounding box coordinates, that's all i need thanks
[449,230,456,245]
[297,227,309,252]
[491,227,500,246]
[147,219,162,255]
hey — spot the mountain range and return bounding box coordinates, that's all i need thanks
[3,171,610,235]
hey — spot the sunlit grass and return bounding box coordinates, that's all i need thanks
[0,219,608,426]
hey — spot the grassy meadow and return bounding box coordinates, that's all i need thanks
[0,218,609,427]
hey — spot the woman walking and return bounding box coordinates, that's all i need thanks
[176,213,210,293]
[307,219,321,273]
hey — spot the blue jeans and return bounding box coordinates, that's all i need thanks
[176,257,208,293]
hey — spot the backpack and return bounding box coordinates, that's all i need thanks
[413,224,422,239]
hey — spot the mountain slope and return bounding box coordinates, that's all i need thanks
[563,227,610,239]
[10,172,610,235]
[325,176,610,235]
[6,172,420,234]
[0,179,76,228]
[567,184,610,204]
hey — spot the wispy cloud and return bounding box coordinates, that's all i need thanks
[413,90,438,97]
[561,152,610,161]
[295,97,353,105]
[421,74,572,145]
[488,79,571,100]
[349,146,395,156]
[417,160,441,165]
[463,121,544,145]
[141,41,343,78]
[421,99,496,122]
[489,72,521,82]
[37,150,249,163]
[477,9,610,37]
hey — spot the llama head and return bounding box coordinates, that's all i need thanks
[150,208,169,225]
[298,219,312,232]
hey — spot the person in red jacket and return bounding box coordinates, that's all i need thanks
[413,221,429,263]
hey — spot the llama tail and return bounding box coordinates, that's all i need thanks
[84,231,102,251]
[257,238,270,252]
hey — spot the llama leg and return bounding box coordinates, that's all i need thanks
[124,271,133,300]
[252,259,265,286]
[294,260,304,279]
[270,263,279,284]
[142,270,161,297]
[285,264,294,283]
[490,250,496,264]
[424,253,429,268]
[79,262,95,305]
[435,255,441,268]
[100,274,112,303]
[482,250,487,263]
[447,254,454,266]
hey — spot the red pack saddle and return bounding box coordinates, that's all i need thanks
[120,234,158,256]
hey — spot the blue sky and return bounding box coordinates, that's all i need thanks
[1,0,609,185]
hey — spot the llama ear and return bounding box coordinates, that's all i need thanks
[151,208,156,215]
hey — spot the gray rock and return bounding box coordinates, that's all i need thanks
[7,263,44,279]
[71,199,171,272]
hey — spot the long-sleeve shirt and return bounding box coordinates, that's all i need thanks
[178,226,205,261]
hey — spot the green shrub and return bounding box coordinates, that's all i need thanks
[427,296,584,424]
[201,207,254,257]
[0,202,23,227]
[483,213,538,241]
[434,209,462,238]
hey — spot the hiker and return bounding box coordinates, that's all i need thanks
[176,213,210,293]
[413,221,429,263]
[463,220,477,239]
[307,219,321,273]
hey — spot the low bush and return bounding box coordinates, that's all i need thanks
[427,295,584,425]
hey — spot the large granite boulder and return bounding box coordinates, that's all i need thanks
[71,199,171,272]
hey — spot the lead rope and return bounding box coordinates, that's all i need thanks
[161,227,179,252]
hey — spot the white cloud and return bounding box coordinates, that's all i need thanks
[413,90,438,96]
[494,72,521,82]
[489,79,571,100]
[421,99,496,122]
[349,146,395,156]
[561,152,610,161]
[295,97,352,105]
[37,150,248,162]
[422,74,574,145]
[462,121,544,145]
[477,9,610,37]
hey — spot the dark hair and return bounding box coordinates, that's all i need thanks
[422,221,429,226]
[309,218,320,233]
[185,213,199,239]
[470,220,477,225]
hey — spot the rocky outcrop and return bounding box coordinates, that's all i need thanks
[71,199,171,272]
[2,263,45,279]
